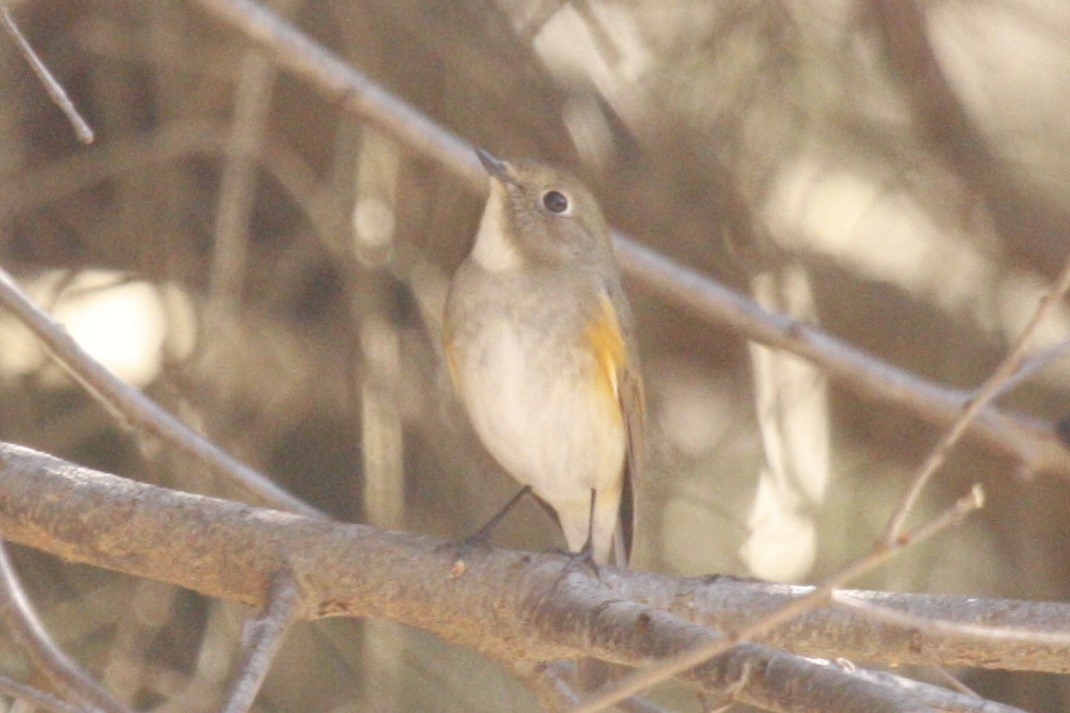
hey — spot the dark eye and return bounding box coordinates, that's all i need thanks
[542,190,569,214]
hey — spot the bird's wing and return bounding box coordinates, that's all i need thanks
[593,286,645,566]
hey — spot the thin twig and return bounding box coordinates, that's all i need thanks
[0,672,85,713]
[932,668,980,698]
[529,661,580,711]
[881,253,1070,544]
[0,541,133,713]
[207,0,295,322]
[0,265,320,517]
[571,485,984,713]
[987,338,1070,400]
[182,0,1070,480]
[537,662,671,713]
[1,8,93,143]
[219,573,300,713]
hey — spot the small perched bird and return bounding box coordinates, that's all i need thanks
[444,149,644,565]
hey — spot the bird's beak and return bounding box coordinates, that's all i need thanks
[476,148,515,186]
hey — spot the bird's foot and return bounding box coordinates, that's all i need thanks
[437,530,494,578]
[550,545,604,584]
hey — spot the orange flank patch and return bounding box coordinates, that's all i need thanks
[443,332,461,391]
[586,294,626,421]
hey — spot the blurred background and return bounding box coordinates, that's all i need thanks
[1,0,1070,710]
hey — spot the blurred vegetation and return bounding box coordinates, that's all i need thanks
[1,0,1070,710]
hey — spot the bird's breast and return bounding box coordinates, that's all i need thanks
[451,309,626,500]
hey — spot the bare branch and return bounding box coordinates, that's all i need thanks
[0,672,84,713]
[882,250,1070,543]
[1,8,94,143]
[207,0,293,321]
[520,661,580,711]
[538,586,960,713]
[572,486,984,712]
[0,264,319,518]
[990,338,1070,401]
[616,693,671,713]
[530,662,672,713]
[932,668,982,698]
[0,446,916,712]
[182,0,1070,479]
[219,574,299,713]
[185,0,480,187]
[832,591,1070,648]
[813,662,1023,713]
[629,572,1070,675]
[0,542,133,713]
[615,242,1070,476]
[0,443,1064,709]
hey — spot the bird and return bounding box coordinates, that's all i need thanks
[443,148,644,566]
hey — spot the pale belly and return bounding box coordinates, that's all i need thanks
[455,318,626,505]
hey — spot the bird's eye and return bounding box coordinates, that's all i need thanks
[542,190,569,214]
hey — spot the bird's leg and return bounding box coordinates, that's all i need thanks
[556,489,614,693]
[580,488,597,558]
[553,489,601,579]
[442,485,533,562]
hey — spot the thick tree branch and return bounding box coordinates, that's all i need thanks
[1,442,1068,687]
[0,446,898,712]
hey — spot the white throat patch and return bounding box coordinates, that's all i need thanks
[472,182,523,272]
